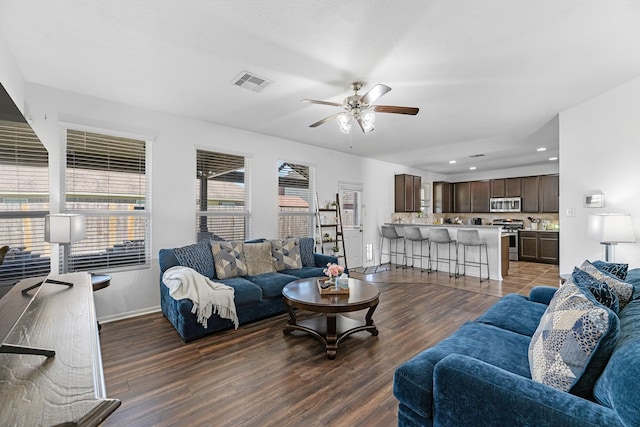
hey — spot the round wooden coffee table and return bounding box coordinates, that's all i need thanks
[282,277,379,359]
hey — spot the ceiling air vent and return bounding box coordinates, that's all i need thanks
[231,71,272,93]
[469,154,486,158]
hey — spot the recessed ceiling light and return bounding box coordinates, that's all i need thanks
[469,166,477,170]
[537,147,547,152]
[449,160,456,164]
[549,157,558,161]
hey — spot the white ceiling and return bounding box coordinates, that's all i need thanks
[2,0,640,176]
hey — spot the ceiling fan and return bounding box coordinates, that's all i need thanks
[302,82,419,134]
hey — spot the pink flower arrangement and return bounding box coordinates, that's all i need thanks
[323,262,344,278]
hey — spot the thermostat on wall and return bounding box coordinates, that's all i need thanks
[584,192,605,208]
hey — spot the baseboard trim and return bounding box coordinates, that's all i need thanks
[98,305,161,324]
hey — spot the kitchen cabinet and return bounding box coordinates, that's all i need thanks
[395,174,421,212]
[540,174,559,212]
[471,180,490,212]
[505,178,522,197]
[521,176,540,213]
[490,179,505,197]
[519,230,558,264]
[453,181,471,213]
[433,181,452,213]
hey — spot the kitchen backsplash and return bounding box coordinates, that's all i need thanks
[392,212,560,230]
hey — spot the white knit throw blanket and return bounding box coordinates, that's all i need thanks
[162,266,239,329]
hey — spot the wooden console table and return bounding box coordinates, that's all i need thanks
[0,272,120,426]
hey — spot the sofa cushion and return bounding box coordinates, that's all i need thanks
[245,272,300,298]
[572,267,620,313]
[528,278,619,397]
[271,238,302,270]
[393,322,532,421]
[592,260,629,280]
[594,299,640,427]
[580,260,633,309]
[299,237,316,267]
[172,240,215,279]
[244,241,276,276]
[211,241,248,279]
[475,294,548,337]
[214,276,263,308]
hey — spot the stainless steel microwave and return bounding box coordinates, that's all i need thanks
[490,197,522,212]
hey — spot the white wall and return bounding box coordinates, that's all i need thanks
[11,81,437,322]
[559,76,640,273]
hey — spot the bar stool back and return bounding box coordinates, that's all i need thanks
[404,227,430,272]
[455,229,489,283]
[380,225,406,268]
[429,228,456,276]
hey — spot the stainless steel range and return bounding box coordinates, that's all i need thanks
[493,219,524,261]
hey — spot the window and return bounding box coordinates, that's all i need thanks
[278,161,314,239]
[64,128,150,272]
[0,119,50,288]
[196,150,251,241]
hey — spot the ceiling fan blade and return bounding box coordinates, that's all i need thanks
[371,105,419,115]
[301,99,343,107]
[309,113,340,127]
[360,84,391,105]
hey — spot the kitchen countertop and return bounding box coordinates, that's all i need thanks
[387,223,501,229]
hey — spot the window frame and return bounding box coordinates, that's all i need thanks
[195,149,251,242]
[277,160,315,239]
[61,125,152,273]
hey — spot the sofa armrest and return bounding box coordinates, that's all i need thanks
[433,354,622,427]
[314,253,338,267]
[528,286,558,305]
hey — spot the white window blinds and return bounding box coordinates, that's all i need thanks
[196,150,251,241]
[278,161,314,239]
[64,128,150,272]
[0,119,50,289]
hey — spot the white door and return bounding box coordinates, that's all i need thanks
[339,183,363,269]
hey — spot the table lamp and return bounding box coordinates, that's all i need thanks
[587,213,636,262]
[45,213,86,273]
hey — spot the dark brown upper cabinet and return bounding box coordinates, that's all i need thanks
[540,174,559,213]
[453,181,471,213]
[490,179,505,197]
[395,174,422,212]
[521,176,540,213]
[471,180,491,213]
[433,181,452,213]
[505,178,522,197]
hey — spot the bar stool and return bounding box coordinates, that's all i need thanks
[404,227,429,272]
[455,229,489,283]
[379,225,406,268]
[429,228,456,277]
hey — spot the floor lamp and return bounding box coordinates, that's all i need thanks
[21,214,88,295]
[587,213,636,262]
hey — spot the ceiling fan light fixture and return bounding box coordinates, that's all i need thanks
[360,108,375,132]
[337,112,352,134]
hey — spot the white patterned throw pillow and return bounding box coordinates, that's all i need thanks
[211,241,248,279]
[270,238,302,270]
[528,278,619,395]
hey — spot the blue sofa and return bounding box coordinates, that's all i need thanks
[393,268,640,427]
[159,237,337,342]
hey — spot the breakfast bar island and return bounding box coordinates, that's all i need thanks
[386,223,507,280]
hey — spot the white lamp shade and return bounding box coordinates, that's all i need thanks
[587,213,636,243]
[45,214,87,243]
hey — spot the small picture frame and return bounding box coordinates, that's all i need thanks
[584,192,605,208]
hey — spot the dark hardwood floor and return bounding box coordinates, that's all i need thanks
[99,261,558,427]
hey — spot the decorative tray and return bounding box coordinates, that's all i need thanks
[317,278,350,295]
